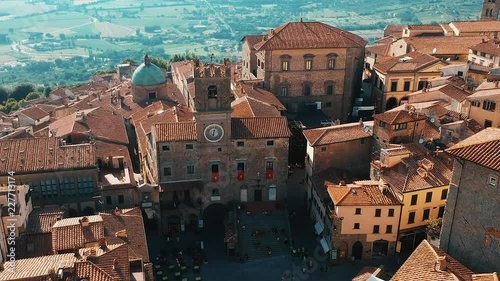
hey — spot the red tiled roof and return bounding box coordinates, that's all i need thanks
[406,36,485,56]
[374,51,443,73]
[327,181,402,206]
[392,240,475,281]
[382,154,452,193]
[353,266,379,281]
[86,243,130,281]
[0,252,78,280]
[52,215,104,252]
[384,25,404,37]
[450,20,500,33]
[153,122,197,142]
[0,137,96,175]
[366,44,390,56]
[374,109,427,124]
[254,21,366,51]
[303,123,370,146]
[26,207,64,234]
[470,40,500,57]
[446,127,500,171]
[17,106,49,120]
[74,261,114,281]
[242,35,264,48]
[231,117,291,139]
[101,211,150,262]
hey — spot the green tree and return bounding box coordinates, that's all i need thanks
[10,84,35,100]
[425,218,442,239]
[0,86,10,104]
[44,86,52,97]
[25,92,41,101]
[2,98,21,113]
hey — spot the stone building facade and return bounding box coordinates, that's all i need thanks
[142,60,291,234]
[241,21,366,122]
[440,128,500,273]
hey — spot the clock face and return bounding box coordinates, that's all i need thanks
[204,124,224,142]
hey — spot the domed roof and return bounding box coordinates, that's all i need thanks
[131,56,166,86]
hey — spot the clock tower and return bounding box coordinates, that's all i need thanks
[192,59,233,147]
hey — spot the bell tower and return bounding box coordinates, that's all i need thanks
[481,0,500,20]
[192,59,233,146]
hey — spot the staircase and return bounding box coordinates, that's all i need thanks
[237,210,291,261]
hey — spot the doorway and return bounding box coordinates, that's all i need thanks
[352,241,363,260]
[269,187,276,201]
[254,189,262,201]
[240,188,248,202]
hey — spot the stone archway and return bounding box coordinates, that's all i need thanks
[352,241,363,260]
[338,241,348,261]
[373,239,389,256]
[386,97,398,110]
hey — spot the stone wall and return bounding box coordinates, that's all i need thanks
[440,160,500,272]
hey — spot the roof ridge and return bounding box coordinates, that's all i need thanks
[312,128,330,146]
[317,21,365,46]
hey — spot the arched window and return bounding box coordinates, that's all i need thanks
[208,85,217,99]
[326,53,338,70]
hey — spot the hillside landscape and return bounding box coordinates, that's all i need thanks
[0,0,482,86]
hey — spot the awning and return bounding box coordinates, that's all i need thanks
[319,238,330,254]
[314,222,324,235]
[144,208,157,220]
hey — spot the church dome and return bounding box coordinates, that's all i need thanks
[131,55,167,86]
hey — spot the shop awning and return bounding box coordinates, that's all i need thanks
[144,208,157,220]
[320,238,330,254]
[314,222,324,235]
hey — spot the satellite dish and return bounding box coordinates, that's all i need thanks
[418,138,424,144]
[430,117,435,123]
[432,48,437,54]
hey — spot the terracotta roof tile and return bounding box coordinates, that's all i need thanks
[472,273,500,281]
[86,243,130,281]
[254,21,366,51]
[384,25,404,37]
[242,35,264,48]
[52,215,104,252]
[144,263,155,281]
[303,123,370,146]
[450,20,500,33]
[353,266,379,281]
[101,211,150,262]
[26,207,64,234]
[0,253,78,280]
[231,117,291,139]
[366,44,390,56]
[406,36,485,55]
[74,261,114,281]
[470,40,500,57]
[327,181,402,206]
[311,168,353,199]
[381,154,453,193]
[17,106,50,120]
[374,51,443,73]
[446,127,500,170]
[153,122,197,142]
[391,240,474,281]
[0,137,96,175]
[374,109,427,124]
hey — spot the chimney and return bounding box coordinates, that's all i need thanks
[112,207,122,216]
[79,217,89,227]
[90,248,97,257]
[300,18,303,22]
[98,237,108,250]
[339,180,346,186]
[438,256,448,271]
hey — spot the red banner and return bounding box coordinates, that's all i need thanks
[237,171,245,181]
[266,169,273,180]
[212,173,219,182]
